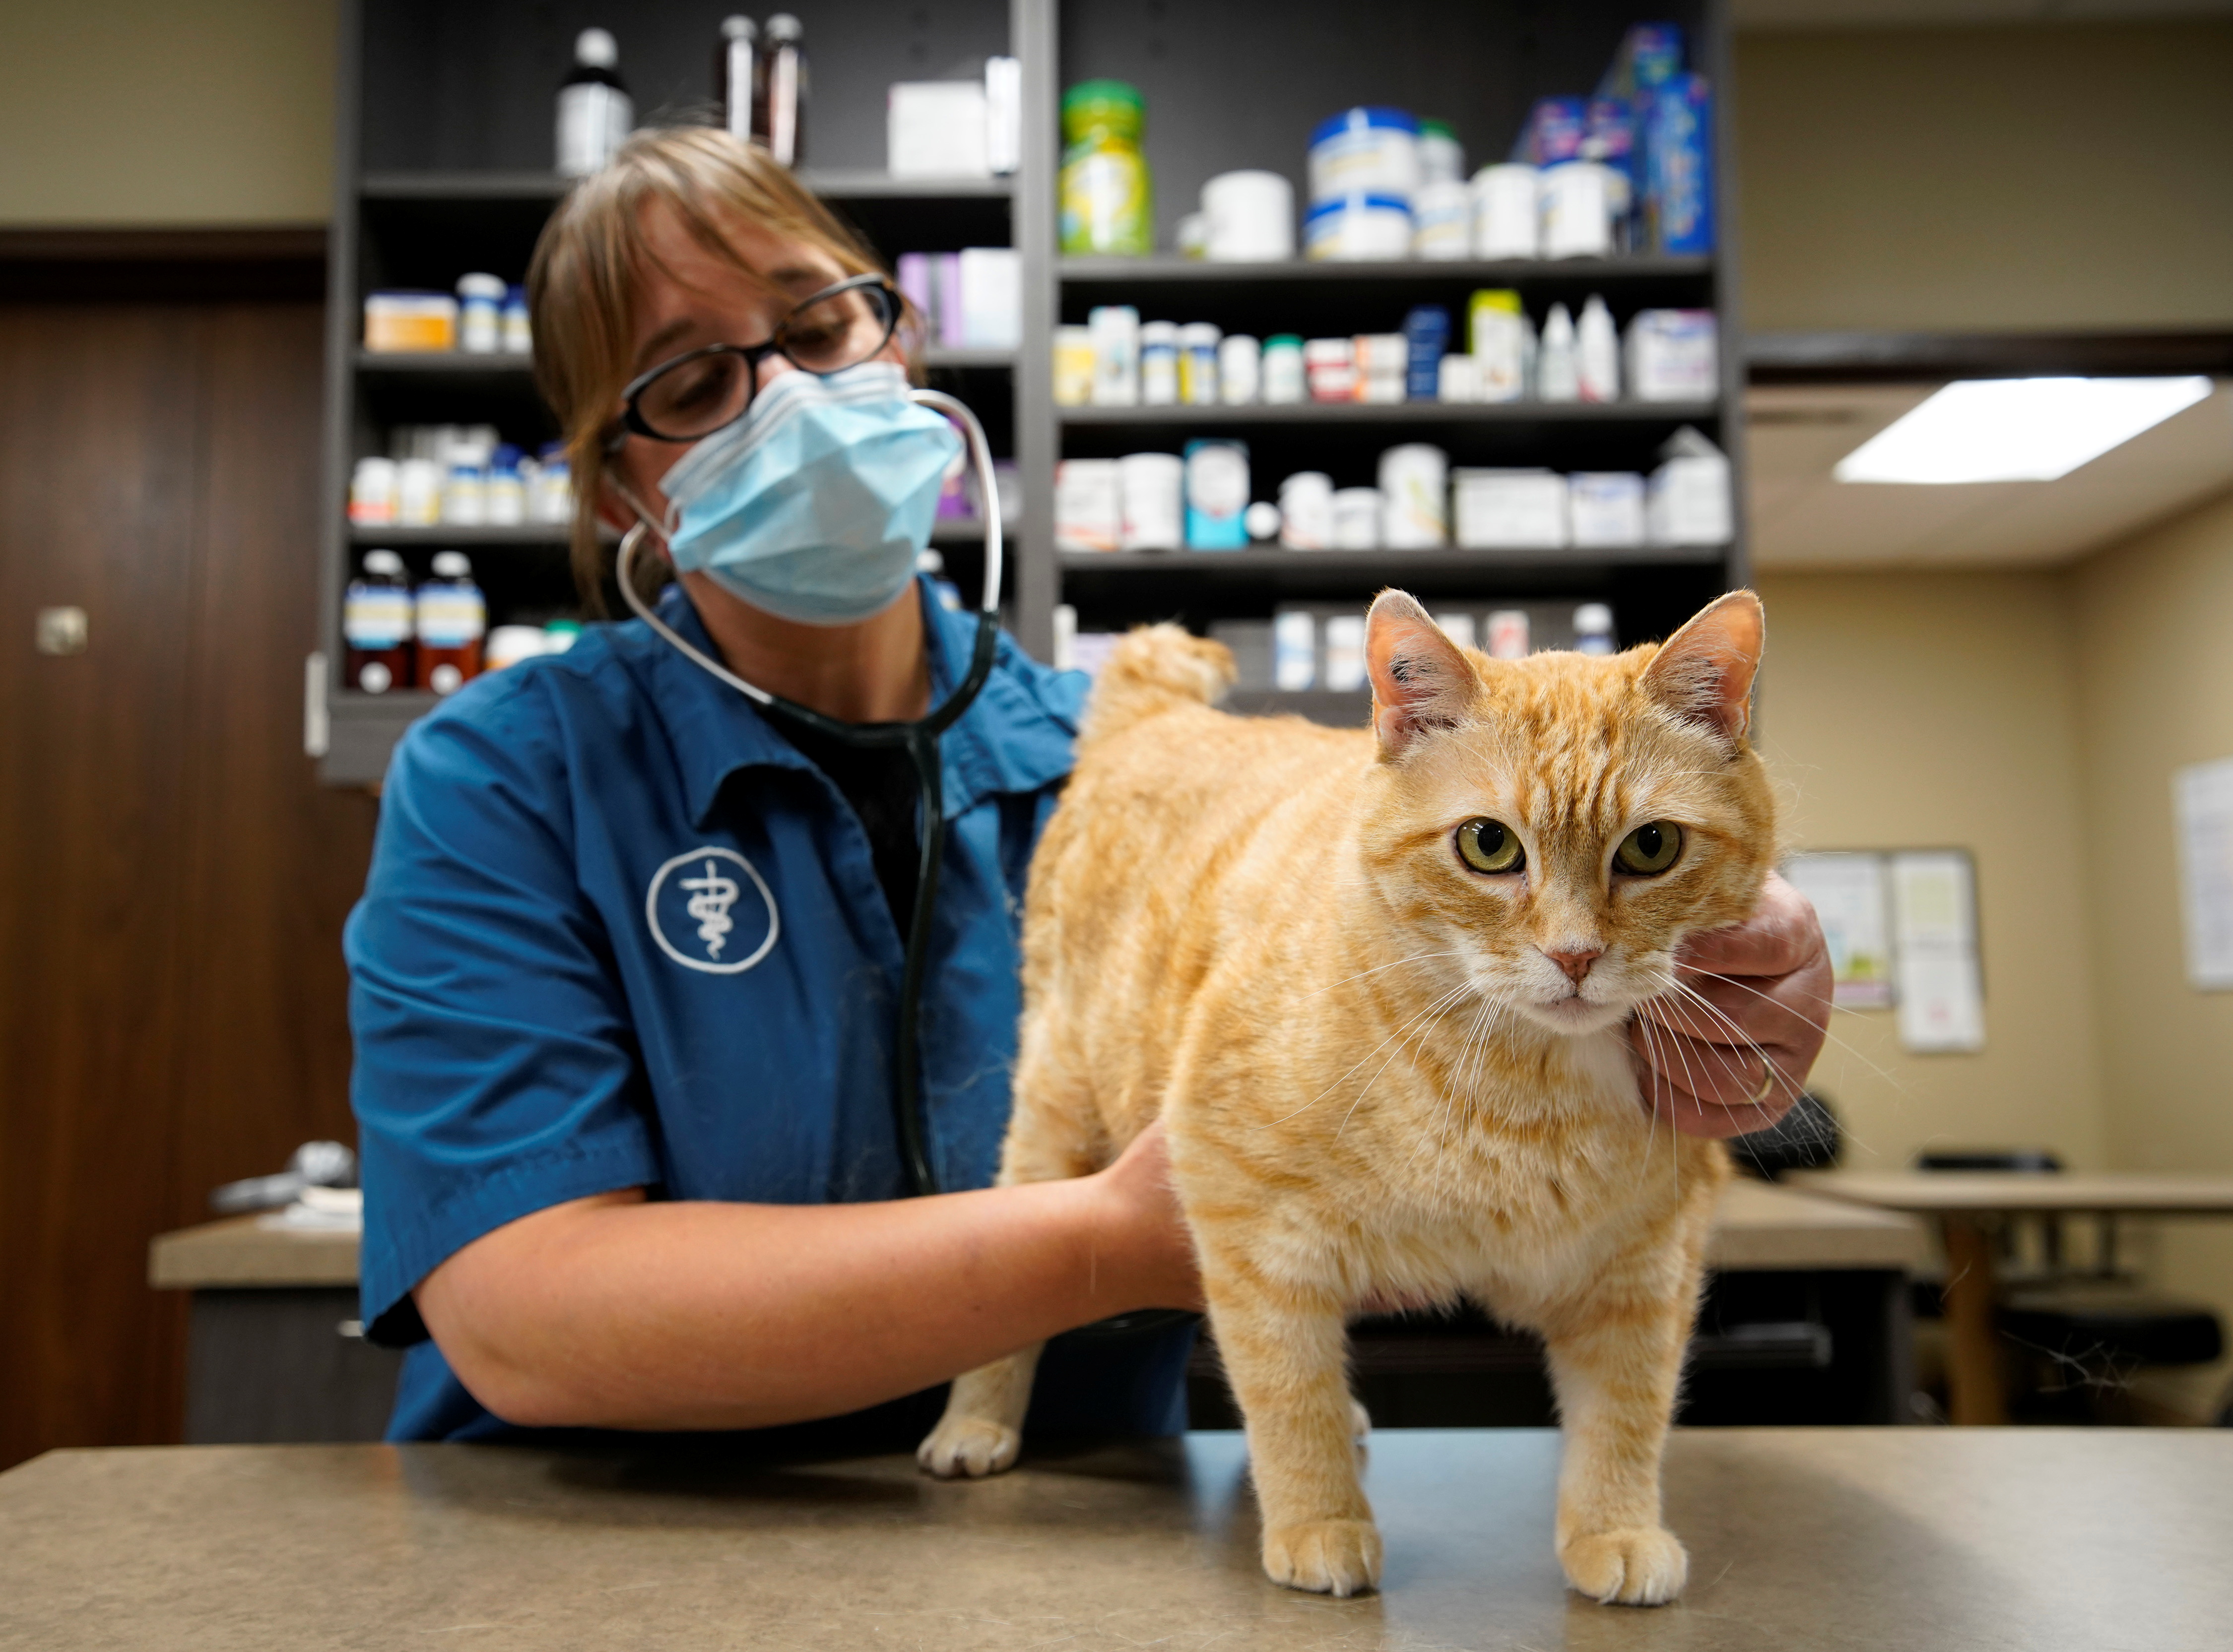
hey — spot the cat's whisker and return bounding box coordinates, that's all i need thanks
[1655,981,1810,1108]
[1297,948,1464,1001]
[1658,981,1792,1091]
[1335,982,1481,1140]
[1680,971,1909,1092]
[1266,980,1475,1132]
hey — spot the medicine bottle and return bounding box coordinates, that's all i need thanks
[456,273,505,353]
[717,16,756,143]
[556,29,633,178]
[414,551,486,694]
[1059,81,1152,255]
[756,15,806,165]
[1574,604,1617,655]
[344,550,414,695]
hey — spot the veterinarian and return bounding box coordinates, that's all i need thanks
[345,127,1834,1445]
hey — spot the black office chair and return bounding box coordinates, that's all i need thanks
[1914,1149,2225,1420]
[1727,1091,1841,1181]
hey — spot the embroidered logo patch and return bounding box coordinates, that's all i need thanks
[645,847,780,974]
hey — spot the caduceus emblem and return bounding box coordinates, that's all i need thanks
[679,857,741,958]
[647,846,779,975]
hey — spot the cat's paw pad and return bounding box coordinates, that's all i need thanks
[916,1415,1021,1479]
[1262,1519,1383,1597]
[1559,1526,1689,1606]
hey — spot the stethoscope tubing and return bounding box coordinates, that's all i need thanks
[617,387,1005,1198]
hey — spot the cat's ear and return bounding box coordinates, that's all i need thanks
[1367,590,1477,757]
[1642,589,1765,742]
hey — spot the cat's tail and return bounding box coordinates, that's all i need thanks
[1079,624,1235,748]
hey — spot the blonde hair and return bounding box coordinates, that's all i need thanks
[526,126,889,612]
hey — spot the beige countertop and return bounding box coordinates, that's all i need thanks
[1789,1168,2233,1216]
[148,1181,1925,1291]
[148,1212,360,1288]
[4,1429,2228,1650]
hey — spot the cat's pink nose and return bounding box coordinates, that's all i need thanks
[1543,947,1603,984]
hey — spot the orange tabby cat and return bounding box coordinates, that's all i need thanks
[920,589,1775,1603]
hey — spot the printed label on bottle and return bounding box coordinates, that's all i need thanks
[344,587,413,648]
[415,590,486,647]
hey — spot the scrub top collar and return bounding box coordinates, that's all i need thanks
[644,576,1081,833]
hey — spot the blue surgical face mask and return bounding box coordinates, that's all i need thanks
[655,361,963,627]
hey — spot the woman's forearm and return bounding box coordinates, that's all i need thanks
[414,1147,1192,1430]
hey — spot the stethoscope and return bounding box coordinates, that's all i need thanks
[616,386,1001,1200]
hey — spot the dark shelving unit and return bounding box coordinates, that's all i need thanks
[315,0,1742,782]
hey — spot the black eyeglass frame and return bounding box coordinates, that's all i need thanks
[612,272,905,445]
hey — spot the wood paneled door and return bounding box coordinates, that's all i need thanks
[0,266,377,1470]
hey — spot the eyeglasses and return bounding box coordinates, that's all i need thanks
[615,272,903,444]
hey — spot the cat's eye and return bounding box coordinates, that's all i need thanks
[1614,822,1684,876]
[1456,818,1524,875]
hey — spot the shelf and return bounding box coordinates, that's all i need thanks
[349,524,585,545]
[799,169,1014,199]
[1060,547,1725,577]
[361,171,568,201]
[354,350,534,374]
[360,170,1015,204]
[923,346,1016,369]
[1058,401,1717,428]
[1059,255,1714,284]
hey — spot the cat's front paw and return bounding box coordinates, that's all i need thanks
[1262,1518,1383,1597]
[1559,1525,1689,1605]
[916,1414,1022,1479]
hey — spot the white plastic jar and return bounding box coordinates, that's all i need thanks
[1304,194,1413,262]
[1410,180,1471,260]
[1378,444,1449,548]
[1201,170,1296,261]
[1470,164,1541,259]
[1261,335,1307,404]
[1277,471,1335,549]
[1331,486,1383,550]
[1117,451,1184,551]
[1307,107,1420,205]
[1217,334,1261,405]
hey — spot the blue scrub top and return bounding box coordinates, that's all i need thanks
[346,580,1192,1445]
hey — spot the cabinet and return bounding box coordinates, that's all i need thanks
[316,0,1741,783]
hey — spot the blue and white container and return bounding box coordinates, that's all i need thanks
[1643,74,1715,255]
[1183,439,1250,550]
[1304,194,1412,262]
[1401,305,1450,401]
[1307,107,1420,205]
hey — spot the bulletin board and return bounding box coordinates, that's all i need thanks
[1782,849,1985,1054]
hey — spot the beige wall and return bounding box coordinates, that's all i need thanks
[1734,21,2233,332]
[2069,490,2233,1416]
[1755,571,2108,1171]
[0,1,336,226]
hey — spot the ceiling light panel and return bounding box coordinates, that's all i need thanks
[1834,376,2215,485]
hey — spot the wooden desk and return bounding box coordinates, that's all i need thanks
[151,1186,1927,1442]
[1790,1170,2233,1426]
[6,1430,2231,1650]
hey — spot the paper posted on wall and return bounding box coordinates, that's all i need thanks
[1782,852,1894,1009]
[1890,851,1984,1053]
[2174,756,2233,990]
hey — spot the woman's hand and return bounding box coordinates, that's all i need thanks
[1091,1120,1206,1312]
[1630,871,1832,1140]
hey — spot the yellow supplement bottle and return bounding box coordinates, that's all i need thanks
[1059,80,1153,256]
